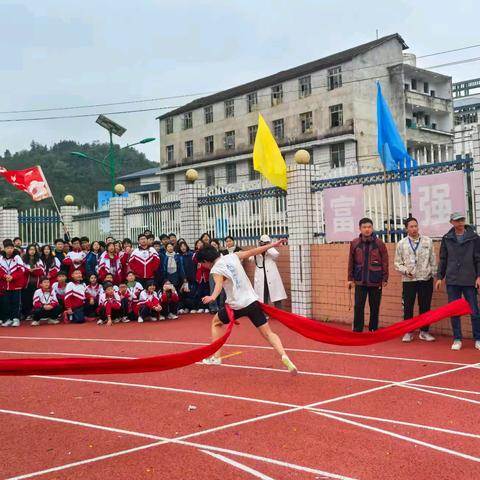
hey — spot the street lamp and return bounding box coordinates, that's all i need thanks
[70,115,155,194]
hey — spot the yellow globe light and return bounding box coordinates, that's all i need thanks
[114,183,126,195]
[185,169,199,183]
[294,149,311,164]
[64,195,74,205]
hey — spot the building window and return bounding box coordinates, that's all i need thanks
[330,143,345,168]
[206,167,215,187]
[183,112,192,130]
[329,104,343,127]
[204,106,213,124]
[300,111,313,133]
[247,92,258,112]
[166,145,174,166]
[205,135,214,154]
[248,161,260,181]
[411,78,417,90]
[273,119,284,140]
[166,173,175,192]
[224,99,235,118]
[423,82,429,94]
[185,140,193,159]
[327,66,342,90]
[165,117,173,134]
[226,163,237,184]
[248,125,258,145]
[299,75,312,98]
[271,85,283,106]
[224,130,235,150]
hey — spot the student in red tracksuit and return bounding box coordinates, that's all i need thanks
[0,239,25,327]
[85,273,102,320]
[64,269,87,324]
[52,271,68,313]
[97,282,122,326]
[137,280,163,322]
[63,237,87,279]
[31,277,62,326]
[118,282,132,322]
[40,245,61,285]
[22,244,44,319]
[125,271,143,321]
[98,242,122,284]
[160,280,179,319]
[128,234,160,287]
[193,240,210,313]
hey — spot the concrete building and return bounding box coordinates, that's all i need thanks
[453,78,480,158]
[152,34,454,195]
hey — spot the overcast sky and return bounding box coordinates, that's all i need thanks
[1,0,479,164]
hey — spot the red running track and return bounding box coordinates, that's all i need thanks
[0,314,479,479]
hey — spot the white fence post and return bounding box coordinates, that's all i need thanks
[60,205,79,239]
[179,182,206,246]
[0,208,19,244]
[287,163,315,317]
[472,125,480,228]
[110,196,129,240]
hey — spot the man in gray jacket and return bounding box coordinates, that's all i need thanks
[436,212,480,350]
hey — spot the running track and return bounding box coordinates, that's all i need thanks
[0,314,478,479]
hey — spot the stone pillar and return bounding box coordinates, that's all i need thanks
[0,208,19,244]
[109,196,128,240]
[286,164,315,317]
[60,205,79,240]
[179,183,206,246]
[472,126,480,228]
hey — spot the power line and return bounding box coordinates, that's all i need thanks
[1,41,480,116]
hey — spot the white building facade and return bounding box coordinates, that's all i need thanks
[150,34,454,196]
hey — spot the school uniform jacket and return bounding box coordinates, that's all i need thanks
[159,290,180,304]
[64,281,86,310]
[85,284,102,303]
[97,252,123,284]
[32,288,59,309]
[0,254,25,291]
[63,249,87,278]
[97,290,122,313]
[137,290,160,312]
[128,247,160,280]
[23,259,44,288]
[41,257,62,284]
[52,281,67,303]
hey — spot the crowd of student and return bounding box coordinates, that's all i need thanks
[0,231,246,327]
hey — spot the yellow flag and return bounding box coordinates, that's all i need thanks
[253,114,287,190]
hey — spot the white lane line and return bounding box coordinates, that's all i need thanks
[0,408,355,480]
[200,450,278,480]
[315,411,480,463]
[316,408,480,439]
[0,335,468,366]
[2,349,478,398]
[6,361,479,480]
[398,383,480,405]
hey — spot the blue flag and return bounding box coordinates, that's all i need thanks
[377,82,417,193]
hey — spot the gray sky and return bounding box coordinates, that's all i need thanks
[1,0,479,164]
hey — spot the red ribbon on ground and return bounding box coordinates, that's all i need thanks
[260,299,471,346]
[0,319,234,376]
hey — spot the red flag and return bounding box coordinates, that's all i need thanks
[0,165,52,201]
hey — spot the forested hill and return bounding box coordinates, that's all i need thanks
[0,140,157,209]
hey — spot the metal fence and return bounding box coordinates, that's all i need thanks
[198,184,287,243]
[18,208,62,245]
[312,158,474,243]
[72,208,110,242]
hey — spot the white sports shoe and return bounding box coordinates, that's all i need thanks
[402,333,414,343]
[12,318,20,327]
[97,319,103,325]
[31,321,40,326]
[190,310,197,314]
[475,341,480,350]
[451,340,462,351]
[419,331,435,342]
[178,309,185,314]
[2,319,13,327]
[159,315,165,320]
[121,317,130,323]
[202,356,222,365]
[137,316,144,323]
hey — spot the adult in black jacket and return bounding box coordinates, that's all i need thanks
[436,212,480,350]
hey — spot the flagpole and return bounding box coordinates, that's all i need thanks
[382,144,391,243]
[50,194,71,242]
[260,176,265,235]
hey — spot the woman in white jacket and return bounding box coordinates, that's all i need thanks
[250,235,287,307]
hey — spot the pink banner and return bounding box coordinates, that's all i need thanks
[324,185,364,242]
[411,171,466,237]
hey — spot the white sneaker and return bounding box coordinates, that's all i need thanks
[475,341,480,350]
[97,319,103,325]
[137,316,144,323]
[2,319,13,327]
[402,333,414,343]
[31,321,40,326]
[151,316,158,322]
[190,310,197,314]
[419,331,435,342]
[121,317,130,323]
[281,354,298,375]
[159,315,165,320]
[184,309,190,314]
[451,340,462,351]
[167,313,178,319]
[178,309,185,315]
[12,318,20,327]
[202,356,222,365]
[47,319,60,325]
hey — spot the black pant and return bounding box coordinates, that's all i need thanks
[22,284,37,318]
[84,301,99,317]
[99,306,121,321]
[353,285,382,332]
[402,279,433,332]
[1,290,22,320]
[32,306,62,321]
[161,300,178,316]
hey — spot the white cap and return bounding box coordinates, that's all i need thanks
[260,234,271,243]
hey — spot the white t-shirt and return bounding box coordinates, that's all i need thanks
[211,253,258,310]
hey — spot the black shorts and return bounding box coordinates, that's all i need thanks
[218,301,267,328]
